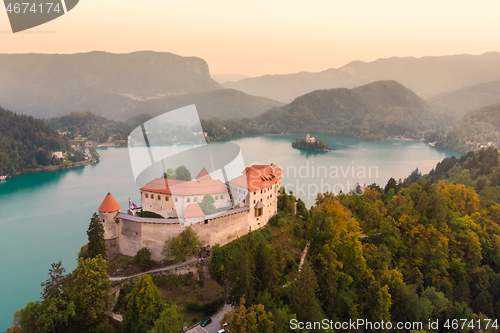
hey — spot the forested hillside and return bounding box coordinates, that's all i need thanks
[46,111,151,142]
[426,103,500,153]
[427,81,500,119]
[202,80,451,141]
[209,147,500,332]
[0,107,72,175]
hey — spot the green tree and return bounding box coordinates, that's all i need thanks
[174,166,192,181]
[229,237,256,305]
[162,168,176,180]
[135,247,154,271]
[162,227,203,263]
[87,212,107,260]
[199,194,217,215]
[67,255,111,330]
[122,274,166,333]
[254,243,283,298]
[222,299,274,333]
[363,279,391,330]
[148,304,184,333]
[41,261,66,300]
[17,297,75,333]
[289,260,323,325]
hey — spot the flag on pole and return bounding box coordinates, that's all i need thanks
[129,198,138,209]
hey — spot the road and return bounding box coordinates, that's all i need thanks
[187,303,233,333]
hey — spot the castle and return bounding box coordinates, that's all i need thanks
[98,163,283,261]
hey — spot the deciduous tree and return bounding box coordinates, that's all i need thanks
[222,299,274,333]
[199,194,217,215]
[162,227,203,263]
[122,274,166,333]
[67,255,111,330]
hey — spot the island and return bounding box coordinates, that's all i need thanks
[292,134,331,151]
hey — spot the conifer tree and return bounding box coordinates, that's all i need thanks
[289,260,323,325]
[87,212,106,260]
[41,261,66,300]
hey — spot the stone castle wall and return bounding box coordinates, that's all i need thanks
[105,207,252,261]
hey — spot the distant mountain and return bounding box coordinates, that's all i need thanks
[223,52,500,103]
[0,51,222,118]
[211,74,250,84]
[426,81,500,119]
[129,89,284,120]
[204,81,450,141]
[35,87,283,121]
[427,103,500,153]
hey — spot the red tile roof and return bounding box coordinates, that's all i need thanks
[195,167,212,181]
[140,178,227,196]
[229,164,283,191]
[183,203,205,218]
[98,192,121,212]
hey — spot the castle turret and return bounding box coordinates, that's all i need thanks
[98,192,121,259]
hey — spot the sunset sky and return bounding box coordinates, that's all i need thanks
[1,0,499,76]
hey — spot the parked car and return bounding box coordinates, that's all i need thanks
[217,329,226,333]
[200,317,212,327]
[222,322,230,327]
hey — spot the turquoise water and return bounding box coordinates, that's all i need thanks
[0,135,458,330]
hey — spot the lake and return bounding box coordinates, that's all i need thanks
[0,134,458,330]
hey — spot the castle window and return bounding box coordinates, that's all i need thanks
[253,200,256,204]
[260,198,263,202]
[187,198,191,203]
[151,194,155,200]
[157,195,160,200]
[145,193,149,198]
[165,196,169,201]
[254,191,256,195]
[194,197,198,203]
[260,190,263,194]
[175,197,178,202]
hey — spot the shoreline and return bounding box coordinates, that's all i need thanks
[6,159,99,180]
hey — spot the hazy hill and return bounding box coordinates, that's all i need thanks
[36,87,283,121]
[252,80,449,140]
[426,103,500,153]
[203,81,450,142]
[426,81,500,119]
[131,89,284,120]
[224,52,500,103]
[211,74,250,84]
[0,51,222,118]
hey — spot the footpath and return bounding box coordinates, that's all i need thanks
[109,257,199,282]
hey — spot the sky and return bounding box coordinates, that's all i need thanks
[1,0,500,76]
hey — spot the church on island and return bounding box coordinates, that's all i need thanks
[98,163,283,261]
